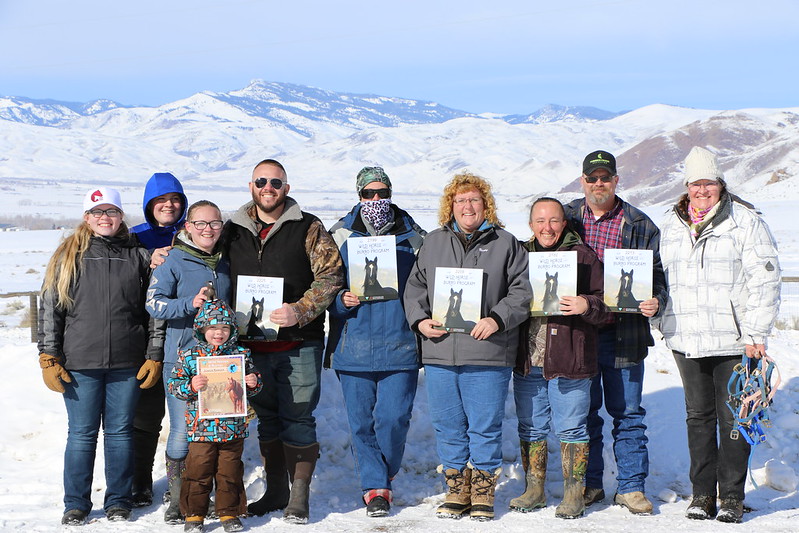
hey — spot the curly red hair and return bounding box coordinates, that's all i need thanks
[438,172,503,228]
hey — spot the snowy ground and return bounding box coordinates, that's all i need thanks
[0,200,797,532]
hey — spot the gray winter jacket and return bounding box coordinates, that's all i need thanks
[403,223,532,367]
[654,193,781,357]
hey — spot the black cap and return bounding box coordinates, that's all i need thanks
[582,151,617,176]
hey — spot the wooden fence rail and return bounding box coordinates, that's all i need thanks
[0,291,38,343]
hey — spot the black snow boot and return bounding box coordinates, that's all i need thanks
[164,455,186,524]
[282,442,320,524]
[247,439,290,516]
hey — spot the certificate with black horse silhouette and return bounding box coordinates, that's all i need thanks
[431,267,483,333]
[197,354,247,419]
[603,249,653,313]
[234,275,282,340]
[528,251,577,316]
[347,235,399,301]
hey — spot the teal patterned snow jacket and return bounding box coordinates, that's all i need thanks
[168,299,262,442]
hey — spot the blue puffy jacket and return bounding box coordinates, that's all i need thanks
[146,235,232,364]
[131,172,188,250]
[325,204,425,371]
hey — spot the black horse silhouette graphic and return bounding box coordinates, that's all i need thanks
[245,296,278,339]
[246,297,265,337]
[542,271,560,314]
[616,268,642,309]
[361,257,398,300]
[443,288,476,331]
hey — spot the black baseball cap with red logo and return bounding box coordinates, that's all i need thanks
[582,151,617,176]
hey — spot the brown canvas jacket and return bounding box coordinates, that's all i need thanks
[516,229,610,379]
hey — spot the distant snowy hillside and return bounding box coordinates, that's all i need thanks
[0,81,797,221]
[0,96,126,127]
[505,104,622,124]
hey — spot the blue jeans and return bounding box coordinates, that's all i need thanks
[62,368,140,513]
[337,369,419,491]
[163,362,189,460]
[425,364,511,472]
[673,352,749,499]
[513,367,590,442]
[586,328,649,494]
[249,341,323,446]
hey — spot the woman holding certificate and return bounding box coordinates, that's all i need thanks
[326,167,426,517]
[145,200,232,524]
[404,173,532,521]
[655,147,781,523]
[510,197,608,519]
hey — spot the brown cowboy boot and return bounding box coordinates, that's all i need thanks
[470,467,501,521]
[555,442,588,519]
[509,440,547,512]
[436,465,472,519]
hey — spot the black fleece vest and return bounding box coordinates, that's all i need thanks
[224,212,324,341]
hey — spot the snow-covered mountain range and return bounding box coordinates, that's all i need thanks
[1,80,797,220]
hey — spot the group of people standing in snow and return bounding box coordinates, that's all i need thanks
[37,146,781,530]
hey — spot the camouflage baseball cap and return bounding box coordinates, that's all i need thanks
[356,166,392,193]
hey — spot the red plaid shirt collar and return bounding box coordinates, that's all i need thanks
[581,198,623,262]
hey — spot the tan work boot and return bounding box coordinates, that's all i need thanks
[436,466,472,519]
[615,491,653,514]
[583,486,606,506]
[470,467,501,521]
[555,442,588,519]
[509,440,547,512]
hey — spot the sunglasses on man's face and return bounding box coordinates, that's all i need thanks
[360,188,391,199]
[253,177,285,190]
[583,174,615,183]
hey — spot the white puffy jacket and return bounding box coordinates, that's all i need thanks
[655,194,781,358]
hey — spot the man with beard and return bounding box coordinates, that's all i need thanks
[563,151,667,515]
[220,159,344,524]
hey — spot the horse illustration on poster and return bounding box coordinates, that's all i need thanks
[347,236,400,301]
[234,275,282,340]
[603,249,653,313]
[362,257,399,300]
[246,297,265,337]
[226,376,244,413]
[527,251,577,316]
[444,288,477,331]
[432,267,483,333]
[542,272,561,314]
[616,269,641,309]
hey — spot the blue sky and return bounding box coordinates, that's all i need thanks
[0,0,796,114]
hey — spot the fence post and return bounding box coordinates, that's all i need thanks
[29,293,38,344]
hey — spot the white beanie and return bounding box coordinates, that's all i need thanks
[683,146,724,186]
[83,187,123,212]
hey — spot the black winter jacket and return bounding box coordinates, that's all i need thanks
[38,235,152,370]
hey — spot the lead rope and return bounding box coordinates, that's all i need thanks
[725,354,780,488]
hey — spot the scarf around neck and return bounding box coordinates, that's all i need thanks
[174,230,222,270]
[688,201,720,238]
[360,199,393,232]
